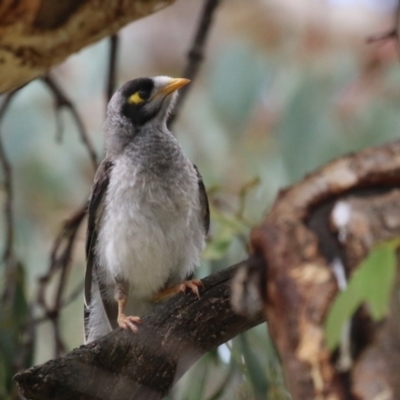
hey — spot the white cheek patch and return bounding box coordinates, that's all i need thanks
[152,76,174,93]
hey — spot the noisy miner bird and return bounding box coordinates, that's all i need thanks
[84,76,209,343]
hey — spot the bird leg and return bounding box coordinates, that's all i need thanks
[114,283,142,333]
[153,279,203,302]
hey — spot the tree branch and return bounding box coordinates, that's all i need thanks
[14,259,266,400]
[0,93,16,264]
[42,75,98,170]
[0,0,176,93]
[168,0,220,127]
[35,204,87,357]
[0,91,19,305]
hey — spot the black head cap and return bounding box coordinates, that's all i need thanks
[120,78,156,126]
[109,76,190,130]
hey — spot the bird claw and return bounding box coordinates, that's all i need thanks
[117,314,142,333]
[153,279,204,302]
[178,279,204,299]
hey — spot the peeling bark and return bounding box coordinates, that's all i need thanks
[250,140,400,399]
[14,260,265,400]
[0,0,175,93]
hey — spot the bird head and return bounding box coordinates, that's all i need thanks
[107,76,190,130]
[104,76,190,155]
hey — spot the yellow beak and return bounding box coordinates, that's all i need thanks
[158,78,190,96]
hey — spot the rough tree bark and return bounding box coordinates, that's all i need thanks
[250,140,400,399]
[14,261,265,400]
[0,0,175,93]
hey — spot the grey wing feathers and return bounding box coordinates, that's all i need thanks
[84,159,117,339]
[193,165,210,235]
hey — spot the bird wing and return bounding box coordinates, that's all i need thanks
[193,165,210,235]
[84,159,118,340]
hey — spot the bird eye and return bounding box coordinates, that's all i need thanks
[128,91,145,105]
[139,90,150,100]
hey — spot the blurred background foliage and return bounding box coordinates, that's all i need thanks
[1,0,400,398]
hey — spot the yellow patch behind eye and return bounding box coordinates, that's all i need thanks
[128,91,145,104]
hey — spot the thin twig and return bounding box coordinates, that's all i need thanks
[36,203,87,357]
[106,34,119,104]
[42,75,98,170]
[0,91,19,305]
[236,177,260,220]
[32,276,84,325]
[53,207,86,310]
[0,93,16,263]
[52,318,67,357]
[32,72,96,356]
[168,0,221,127]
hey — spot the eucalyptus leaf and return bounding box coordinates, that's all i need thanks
[325,243,397,350]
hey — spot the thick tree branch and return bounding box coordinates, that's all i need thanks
[0,0,176,93]
[14,259,266,400]
[42,75,98,170]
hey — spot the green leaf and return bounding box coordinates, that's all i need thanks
[325,243,397,350]
[240,333,269,396]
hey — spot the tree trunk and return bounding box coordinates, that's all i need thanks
[250,140,400,399]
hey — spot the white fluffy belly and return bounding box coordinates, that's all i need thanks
[96,157,204,300]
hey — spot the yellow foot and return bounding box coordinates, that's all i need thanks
[153,279,204,302]
[117,314,142,333]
